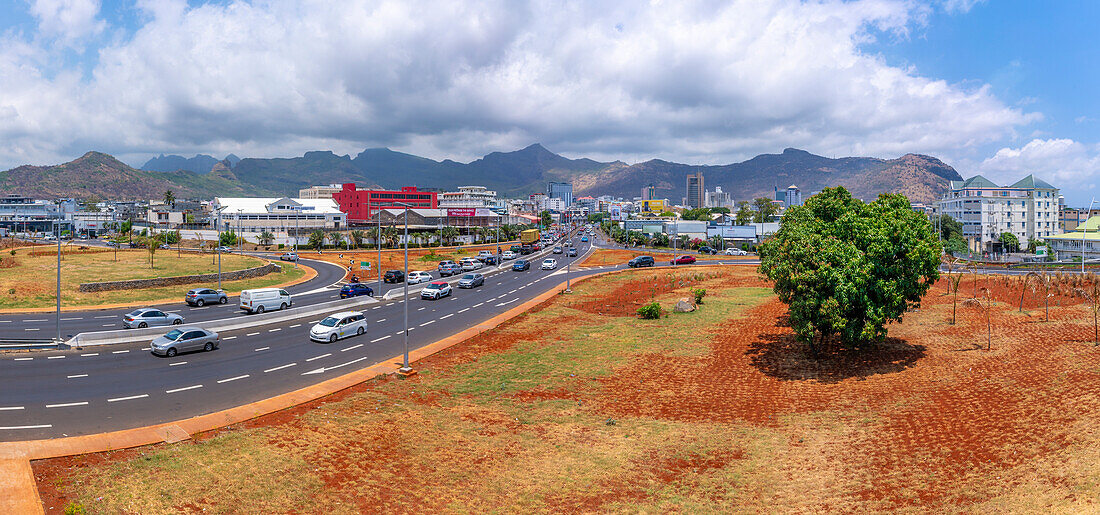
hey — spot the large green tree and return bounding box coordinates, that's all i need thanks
[932,214,963,241]
[753,197,778,223]
[735,201,753,225]
[759,187,941,352]
[999,232,1019,253]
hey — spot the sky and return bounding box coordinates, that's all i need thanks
[0,0,1097,204]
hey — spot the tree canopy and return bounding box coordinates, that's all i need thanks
[999,232,1019,253]
[680,207,711,220]
[932,214,963,241]
[759,187,941,351]
[735,201,753,225]
[752,197,778,223]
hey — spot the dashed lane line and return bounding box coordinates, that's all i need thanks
[46,401,88,408]
[14,357,33,361]
[166,384,203,394]
[419,320,435,327]
[169,361,187,366]
[457,308,470,313]
[371,335,391,343]
[60,317,82,321]
[246,332,260,337]
[22,319,47,322]
[93,315,114,319]
[223,336,237,340]
[264,363,297,373]
[0,406,25,411]
[66,374,87,378]
[0,424,52,430]
[80,353,98,357]
[254,347,270,352]
[112,350,129,354]
[25,328,40,331]
[268,328,281,332]
[47,356,65,360]
[217,374,249,384]
[306,353,331,362]
[289,324,302,328]
[341,344,363,352]
[107,394,149,403]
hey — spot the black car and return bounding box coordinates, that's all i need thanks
[628,255,655,268]
[698,246,717,255]
[512,259,530,271]
[383,270,405,283]
[340,283,374,298]
[519,245,533,255]
[567,247,578,257]
[481,255,498,265]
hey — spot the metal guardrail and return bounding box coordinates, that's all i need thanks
[0,338,60,350]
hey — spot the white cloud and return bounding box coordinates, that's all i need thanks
[27,0,105,43]
[0,0,1037,169]
[938,0,986,14]
[979,138,1100,189]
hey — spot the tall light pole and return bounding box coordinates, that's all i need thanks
[377,208,383,296]
[54,202,62,342]
[1084,198,1097,274]
[396,201,413,374]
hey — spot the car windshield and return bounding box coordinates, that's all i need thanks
[127,309,144,317]
[426,283,442,289]
[544,260,553,264]
[462,274,475,279]
[165,329,183,340]
[319,317,339,327]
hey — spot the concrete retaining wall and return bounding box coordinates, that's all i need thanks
[78,263,281,293]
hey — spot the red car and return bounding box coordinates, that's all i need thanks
[671,255,696,265]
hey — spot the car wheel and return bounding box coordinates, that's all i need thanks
[256,305,265,314]
[356,326,364,336]
[219,297,227,304]
[280,303,288,311]
[166,347,177,357]
[204,342,214,352]
[196,299,205,307]
[138,322,147,328]
[329,333,338,343]
[172,319,182,325]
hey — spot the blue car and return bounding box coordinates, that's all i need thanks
[512,259,530,271]
[339,283,374,299]
[581,236,588,242]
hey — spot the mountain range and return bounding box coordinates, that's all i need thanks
[1,145,962,203]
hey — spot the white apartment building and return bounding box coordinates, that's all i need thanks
[212,197,346,235]
[935,174,1060,252]
[439,186,499,209]
[298,184,344,199]
[705,187,731,209]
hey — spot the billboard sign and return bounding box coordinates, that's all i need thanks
[447,208,476,217]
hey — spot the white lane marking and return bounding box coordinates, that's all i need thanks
[217,374,249,383]
[268,328,281,332]
[496,298,519,307]
[302,355,371,375]
[223,336,237,340]
[254,347,270,352]
[264,363,297,373]
[377,318,386,322]
[518,286,526,290]
[0,406,25,411]
[66,374,88,378]
[100,324,114,327]
[419,320,435,327]
[440,313,454,319]
[47,356,65,359]
[80,353,98,357]
[25,328,40,331]
[306,353,331,362]
[289,324,302,328]
[309,320,320,323]
[417,307,426,311]
[93,315,114,319]
[166,384,203,394]
[371,335,390,343]
[473,303,484,308]
[14,357,33,361]
[60,317,82,321]
[112,350,129,354]
[108,394,148,403]
[22,319,47,322]
[340,344,363,352]
[0,424,52,430]
[169,361,187,366]
[46,401,88,408]
[457,308,470,313]
[0,320,9,323]
[246,332,260,337]
[508,289,517,294]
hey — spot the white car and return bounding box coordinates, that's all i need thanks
[407,271,433,284]
[501,250,516,260]
[460,258,484,271]
[724,248,748,256]
[420,281,452,300]
[310,311,368,343]
[541,258,557,270]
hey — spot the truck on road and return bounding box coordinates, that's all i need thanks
[521,229,539,245]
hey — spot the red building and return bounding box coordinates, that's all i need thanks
[332,184,438,224]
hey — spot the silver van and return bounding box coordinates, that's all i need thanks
[239,288,292,314]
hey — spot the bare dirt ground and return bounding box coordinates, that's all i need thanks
[33,266,1100,512]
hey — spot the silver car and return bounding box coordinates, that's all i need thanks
[151,327,219,357]
[310,311,368,343]
[457,273,484,288]
[123,308,184,329]
[185,288,227,306]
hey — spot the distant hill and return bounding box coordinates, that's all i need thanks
[0,152,273,200]
[6,145,963,203]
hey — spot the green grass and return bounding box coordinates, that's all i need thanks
[0,249,303,310]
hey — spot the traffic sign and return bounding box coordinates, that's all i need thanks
[360,261,370,269]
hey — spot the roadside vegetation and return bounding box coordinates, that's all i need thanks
[0,248,302,310]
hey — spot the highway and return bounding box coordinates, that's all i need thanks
[0,234,628,440]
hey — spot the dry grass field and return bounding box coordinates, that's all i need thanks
[0,248,303,310]
[33,266,1100,512]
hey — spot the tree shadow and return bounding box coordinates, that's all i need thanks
[746,328,926,384]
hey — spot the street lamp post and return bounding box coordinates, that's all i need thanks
[398,202,413,374]
[54,209,62,342]
[1084,198,1097,274]
[377,208,383,297]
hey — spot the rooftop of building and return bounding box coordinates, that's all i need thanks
[950,174,1057,191]
[213,197,343,214]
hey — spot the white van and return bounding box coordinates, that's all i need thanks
[239,288,292,314]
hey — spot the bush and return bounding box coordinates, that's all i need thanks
[278,243,284,249]
[692,287,706,304]
[637,301,661,319]
[64,501,87,515]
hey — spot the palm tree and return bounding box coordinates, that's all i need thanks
[441,226,459,246]
[327,232,343,248]
[308,230,325,249]
[145,236,158,269]
[349,230,366,248]
[258,231,275,246]
[382,226,400,248]
[163,190,175,207]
